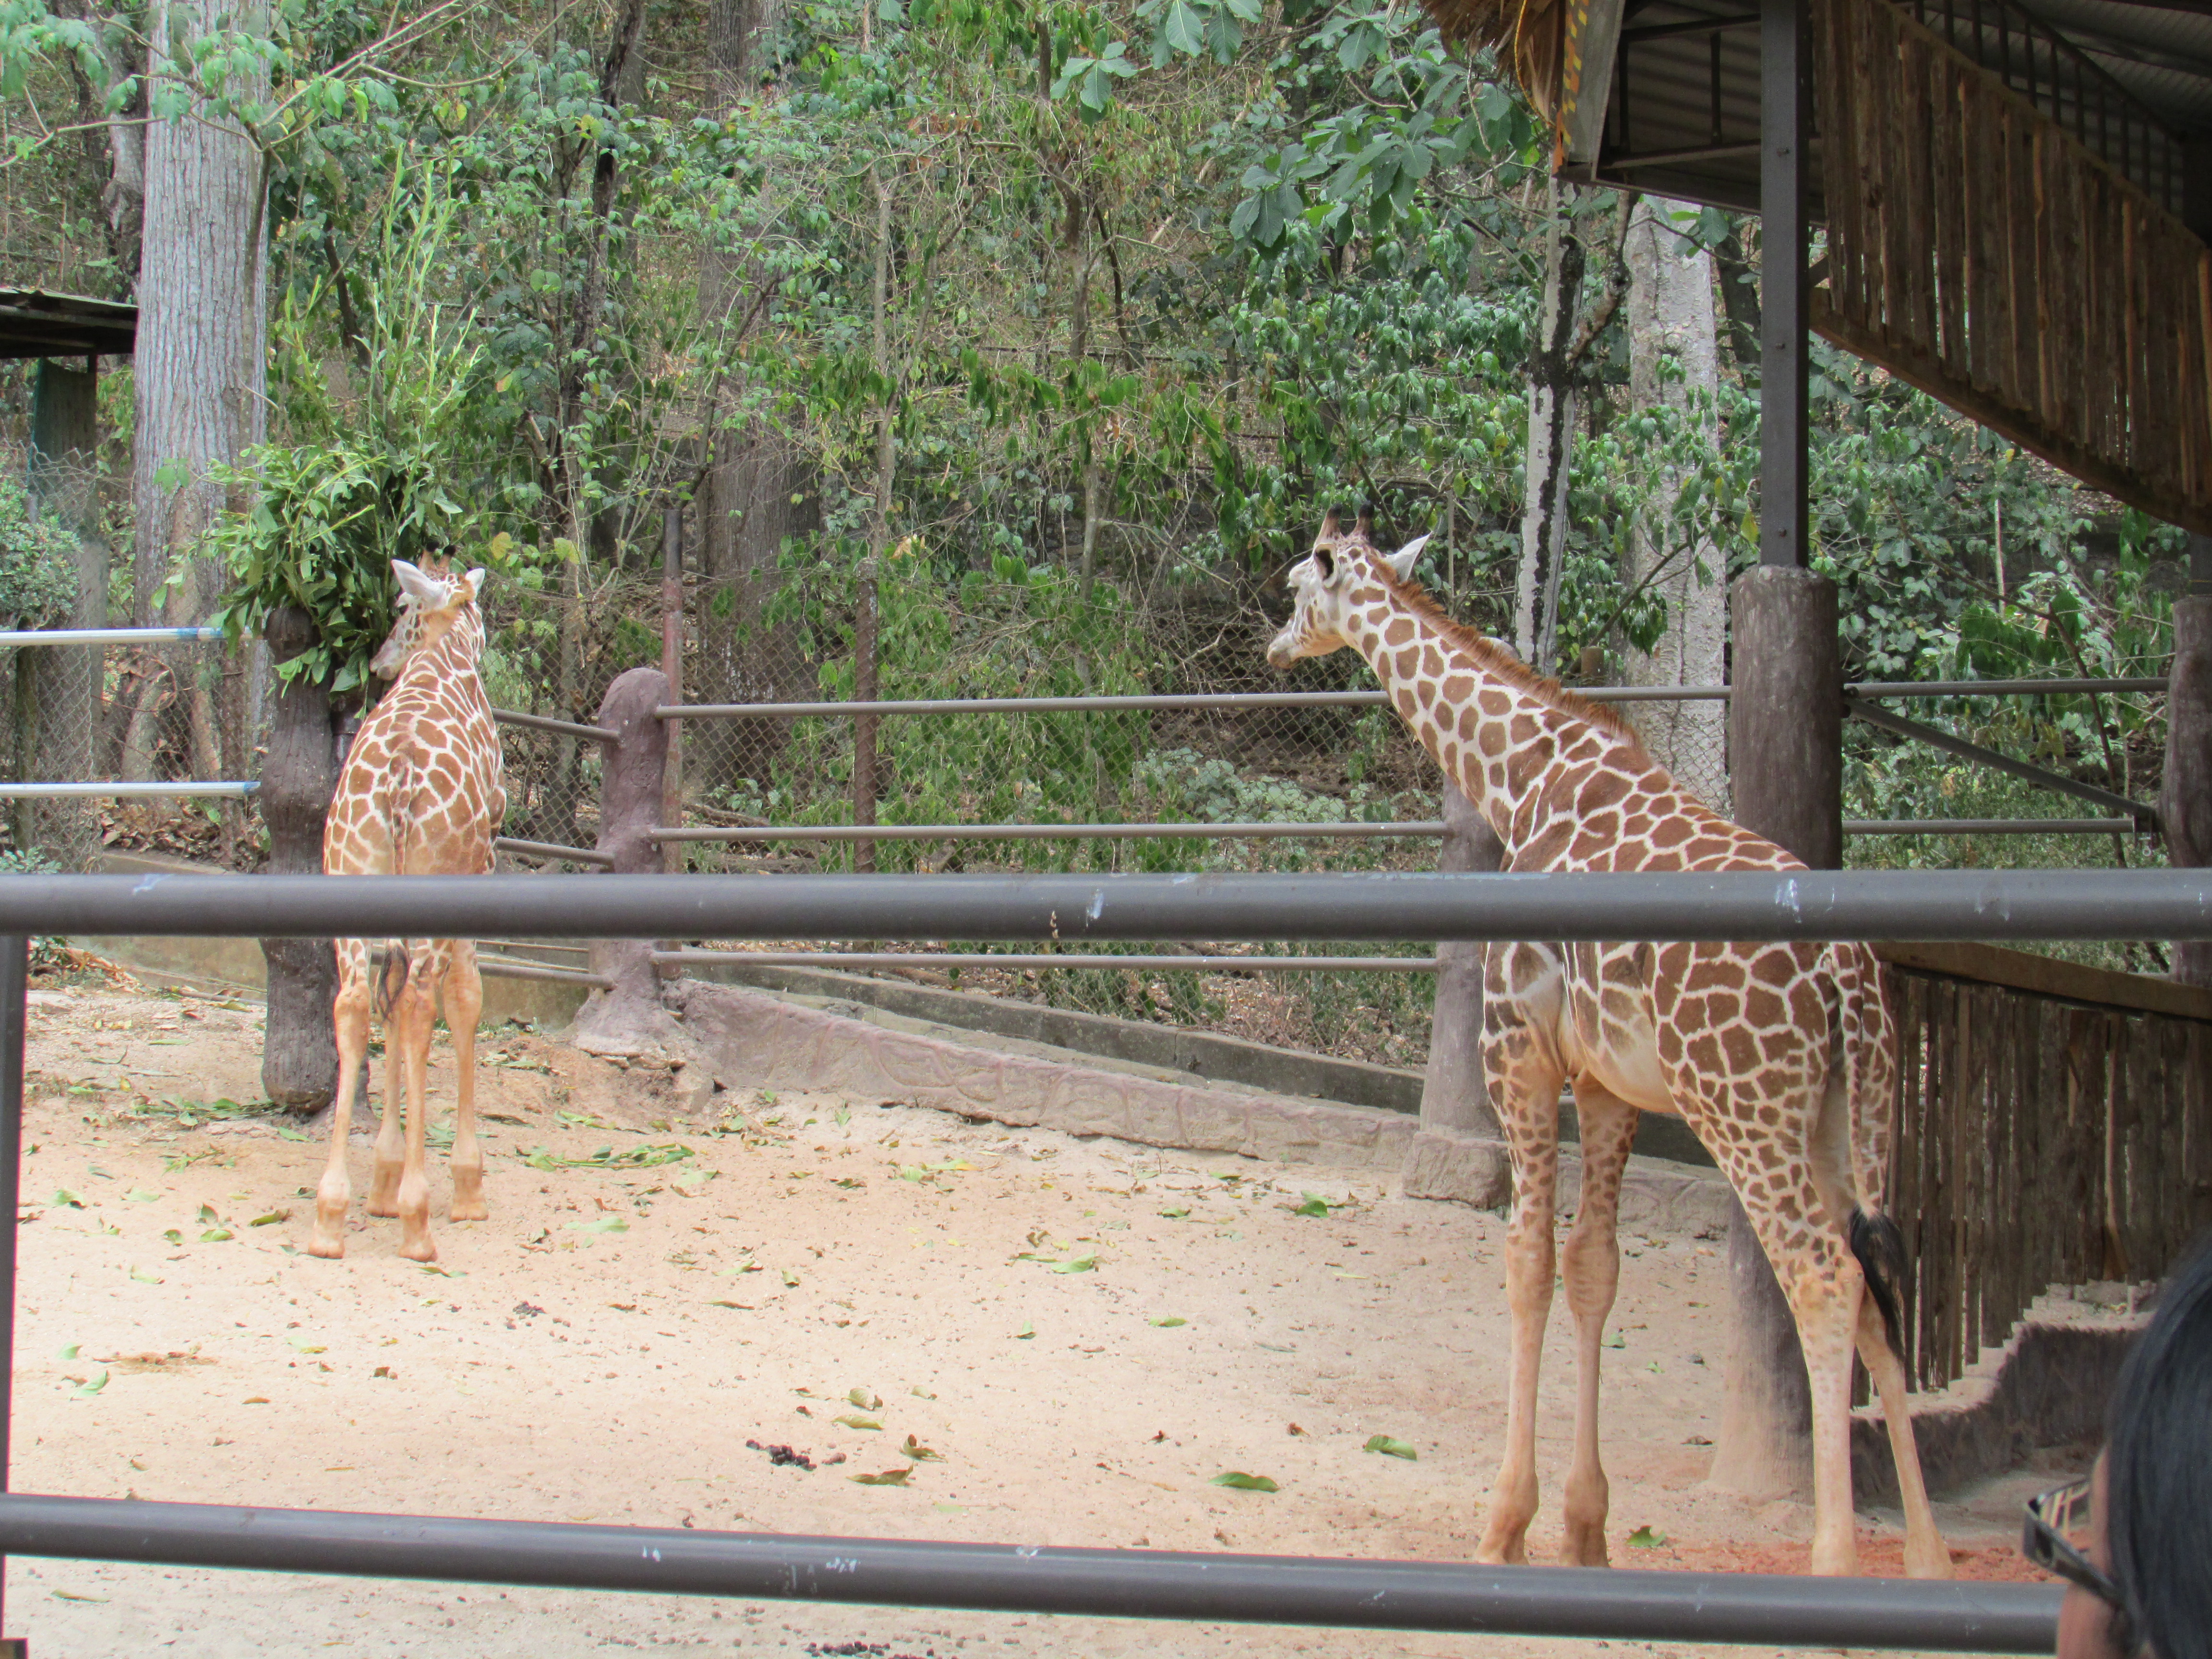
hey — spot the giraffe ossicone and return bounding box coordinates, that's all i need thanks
[1267,507,1951,1580]
[313,557,507,1263]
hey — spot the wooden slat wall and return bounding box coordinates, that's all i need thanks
[1812,0,2212,535]
[1881,959,2212,1394]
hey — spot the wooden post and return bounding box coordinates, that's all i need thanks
[1710,0,1829,1502]
[852,560,880,874]
[1420,782,1506,1137]
[661,504,685,875]
[256,605,340,1113]
[2166,538,2212,988]
[584,667,671,1027]
[25,358,104,867]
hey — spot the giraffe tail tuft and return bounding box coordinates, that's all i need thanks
[1848,1207,1909,1359]
[372,942,410,1023]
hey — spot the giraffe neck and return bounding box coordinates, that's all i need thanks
[1339,581,1647,857]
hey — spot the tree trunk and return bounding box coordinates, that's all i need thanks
[692,0,815,797]
[1515,178,1583,673]
[853,168,895,875]
[2165,555,2212,987]
[53,0,144,292]
[257,605,339,1112]
[127,0,267,780]
[1623,197,1731,814]
[27,359,106,870]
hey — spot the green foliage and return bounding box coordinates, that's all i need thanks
[208,167,543,692]
[0,471,80,631]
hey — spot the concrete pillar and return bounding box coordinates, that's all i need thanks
[1419,781,1506,1139]
[586,667,672,1022]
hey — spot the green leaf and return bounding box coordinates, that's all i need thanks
[126,1188,161,1203]
[565,1216,628,1235]
[56,1343,79,1360]
[1292,1195,1331,1217]
[52,1189,83,1209]
[197,1203,219,1224]
[833,1415,882,1431]
[848,1467,912,1486]
[1626,1525,1667,1548]
[1209,1471,1278,1491]
[1148,1316,1186,1327]
[162,1229,183,1245]
[287,1334,326,1354]
[249,1212,286,1227]
[1049,1253,1097,1274]
[128,1266,161,1284]
[72,1371,108,1398]
[847,1387,882,1409]
[1013,1321,1035,1340]
[1363,1435,1419,1460]
[781,1268,799,1287]
[900,1434,942,1462]
[199,1227,233,1242]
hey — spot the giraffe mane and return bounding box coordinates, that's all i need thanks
[1371,563,1652,761]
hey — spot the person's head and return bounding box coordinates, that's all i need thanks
[2033,1236,2212,1659]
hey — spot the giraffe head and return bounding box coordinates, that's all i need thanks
[1265,506,1430,668]
[370,559,490,679]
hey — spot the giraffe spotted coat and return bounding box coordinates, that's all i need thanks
[1267,510,1949,1579]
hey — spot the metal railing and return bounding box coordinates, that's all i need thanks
[0,866,2152,1647]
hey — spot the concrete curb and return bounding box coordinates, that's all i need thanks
[669,978,1738,1230]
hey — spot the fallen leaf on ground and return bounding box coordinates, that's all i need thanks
[1363,1435,1418,1460]
[1210,1472,1278,1492]
[1626,1526,1667,1548]
[833,1415,882,1431]
[848,1467,912,1486]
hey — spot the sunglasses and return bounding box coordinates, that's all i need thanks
[2022,1477,2133,1635]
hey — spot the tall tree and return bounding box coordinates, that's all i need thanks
[694,0,816,793]
[124,0,268,781]
[1622,196,1729,811]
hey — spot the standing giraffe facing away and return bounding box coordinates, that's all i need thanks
[313,559,506,1263]
[1266,509,1948,1579]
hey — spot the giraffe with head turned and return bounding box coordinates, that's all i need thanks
[1267,507,1950,1579]
[312,558,506,1263]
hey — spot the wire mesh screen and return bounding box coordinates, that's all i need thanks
[0,637,263,873]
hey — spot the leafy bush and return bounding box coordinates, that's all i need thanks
[0,471,81,631]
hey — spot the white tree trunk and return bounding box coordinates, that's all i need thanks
[127,0,267,778]
[1623,197,1730,813]
[1515,179,1582,673]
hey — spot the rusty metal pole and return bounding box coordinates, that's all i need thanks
[661,505,685,875]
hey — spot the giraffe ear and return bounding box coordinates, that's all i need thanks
[462,567,488,602]
[391,560,440,607]
[1384,534,1431,581]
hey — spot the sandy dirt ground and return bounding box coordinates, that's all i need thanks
[5,975,2066,1657]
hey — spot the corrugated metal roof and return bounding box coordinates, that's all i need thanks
[0,289,136,361]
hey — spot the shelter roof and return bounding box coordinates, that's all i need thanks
[0,289,136,361]
[1426,0,2212,221]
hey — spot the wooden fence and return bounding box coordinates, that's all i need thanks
[1814,0,2212,535]
[1877,942,2212,1394]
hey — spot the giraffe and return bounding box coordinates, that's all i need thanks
[1266,508,1949,1580]
[311,559,506,1263]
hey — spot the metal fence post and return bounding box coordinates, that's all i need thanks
[852,559,880,875]
[0,932,25,1657]
[661,505,685,876]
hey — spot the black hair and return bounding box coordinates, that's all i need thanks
[2105,1231,2212,1659]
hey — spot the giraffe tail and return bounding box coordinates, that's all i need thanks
[372,942,410,1023]
[1848,1209,1909,1358]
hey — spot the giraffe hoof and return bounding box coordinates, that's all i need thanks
[1905,1539,1955,1580]
[398,1233,438,1264]
[308,1231,346,1261]
[1561,1524,1610,1569]
[450,1169,487,1222]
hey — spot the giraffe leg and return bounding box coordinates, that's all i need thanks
[367,952,407,1218]
[1559,1082,1639,1568]
[1855,1298,1952,1578]
[1475,1020,1566,1568]
[311,946,372,1260]
[391,951,441,1262]
[445,942,488,1223]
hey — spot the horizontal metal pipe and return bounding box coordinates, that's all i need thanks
[1844,817,2136,836]
[493,835,616,868]
[489,709,620,743]
[3,870,2207,942]
[654,821,1446,844]
[658,676,2163,723]
[474,957,613,988]
[1844,697,2157,825]
[0,781,257,798]
[657,950,1442,973]
[0,1493,2062,1650]
[476,939,592,958]
[0,626,224,647]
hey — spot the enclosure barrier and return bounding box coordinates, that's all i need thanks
[657,816,2140,845]
[653,948,1443,973]
[0,868,2155,1648]
[0,1493,2059,1651]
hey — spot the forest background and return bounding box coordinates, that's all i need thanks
[0,0,2188,1063]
